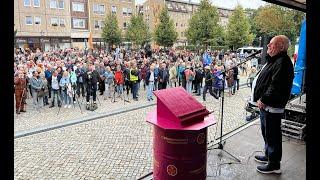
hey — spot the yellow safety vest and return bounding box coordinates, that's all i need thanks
[130,69,138,81]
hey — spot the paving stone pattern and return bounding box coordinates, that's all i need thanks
[15,80,252,179]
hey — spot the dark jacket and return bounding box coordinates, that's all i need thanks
[204,71,213,86]
[194,69,203,84]
[158,68,169,83]
[253,52,294,108]
[83,70,100,85]
[145,70,154,86]
[232,66,239,80]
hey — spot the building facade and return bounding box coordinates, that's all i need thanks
[143,0,234,46]
[15,0,72,51]
[88,0,135,49]
[14,0,136,50]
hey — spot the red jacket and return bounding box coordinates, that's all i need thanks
[114,71,124,85]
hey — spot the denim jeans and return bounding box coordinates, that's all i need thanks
[186,80,192,93]
[116,84,123,95]
[132,82,139,99]
[104,83,113,98]
[51,89,61,105]
[62,89,71,105]
[259,109,283,164]
[147,82,154,100]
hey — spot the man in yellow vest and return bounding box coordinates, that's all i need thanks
[130,61,139,101]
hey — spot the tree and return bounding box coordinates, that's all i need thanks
[102,13,122,49]
[186,0,223,48]
[254,5,304,44]
[226,5,254,50]
[154,7,178,48]
[126,14,151,49]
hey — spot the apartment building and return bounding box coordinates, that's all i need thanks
[14,0,72,51]
[143,0,233,46]
[87,0,135,49]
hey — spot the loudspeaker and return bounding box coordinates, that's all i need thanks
[260,35,273,65]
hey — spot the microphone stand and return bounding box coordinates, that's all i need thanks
[209,50,261,163]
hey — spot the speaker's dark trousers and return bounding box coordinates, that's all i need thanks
[259,109,282,165]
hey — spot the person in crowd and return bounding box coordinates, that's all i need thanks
[44,64,53,98]
[202,66,219,101]
[59,71,72,108]
[153,62,159,91]
[193,65,203,96]
[104,66,114,100]
[123,62,131,97]
[158,62,169,90]
[114,65,124,98]
[84,64,100,110]
[69,66,78,103]
[248,67,257,89]
[14,70,28,114]
[39,73,49,106]
[130,61,140,101]
[232,63,240,94]
[49,70,62,108]
[169,62,177,88]
[145,64,155,101]
[75,63,86,98]
[226,65,235,96]
[253,35,294,174]
[30,71,44,108]
[184,65,195,93]
[97,62,106,95]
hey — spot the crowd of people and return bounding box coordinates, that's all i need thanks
[14,47,258,114]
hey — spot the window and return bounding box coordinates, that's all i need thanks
[72,2,84,12]
[24,0,31,6]
[34,16,41,24]
[60,18,65,27]
[58,0,64,9]
[93,4,105,14]
[25,16,32,25]
[50,0,57,8]
[123,8,127,15]
[127,8,132,16]
[51,17,59,26]
[181,32,183,37]
[94,20,99,29]
[100,21,105,29]
[33,0,40,7]
[123,22,127,29]
[73,18,85,28]
[111,6,117,14]
[176,23,178,27]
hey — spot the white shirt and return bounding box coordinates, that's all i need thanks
[149,71,154,82]
[250,63,284,113]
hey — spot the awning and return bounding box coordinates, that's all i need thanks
[262,0,306,12]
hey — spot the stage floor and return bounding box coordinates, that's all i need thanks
[206,119,306,180]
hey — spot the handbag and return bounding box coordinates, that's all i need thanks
[37,89,45,97]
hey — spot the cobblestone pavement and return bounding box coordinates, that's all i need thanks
[15,77,251,179]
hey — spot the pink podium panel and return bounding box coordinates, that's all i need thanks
[146,87,216,179]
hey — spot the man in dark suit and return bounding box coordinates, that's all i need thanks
[158,62,169,90]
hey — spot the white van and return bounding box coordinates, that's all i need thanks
[236,46,263,58]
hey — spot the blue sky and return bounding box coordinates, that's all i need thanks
[135,0,267,9]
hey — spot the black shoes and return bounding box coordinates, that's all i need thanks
[254,155,268,163]
[49,104,55,108]
[256,163,281,174]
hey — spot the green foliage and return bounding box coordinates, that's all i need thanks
[175,45,228,51]
[186,0,223,47]
[226,5,254,50]
[154,7,178,47]
[254,4,305,44]
[102,13,122,47]
[126,14,151,48]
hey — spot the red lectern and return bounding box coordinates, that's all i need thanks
[147,87,216,179]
